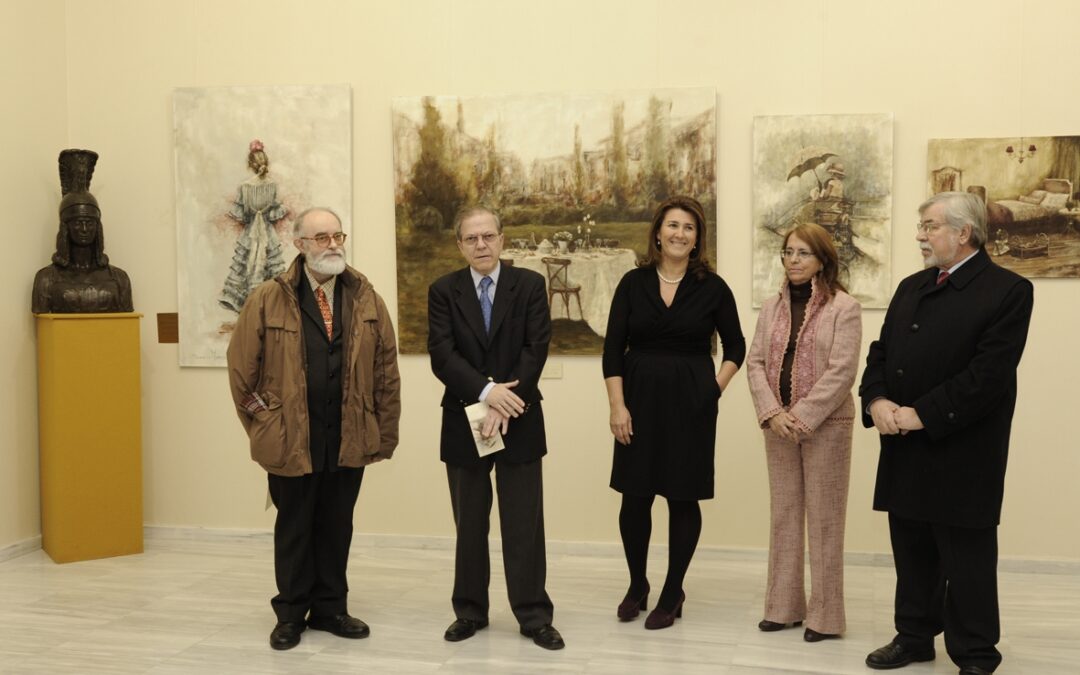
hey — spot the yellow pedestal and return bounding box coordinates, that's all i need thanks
[36,313,143,563]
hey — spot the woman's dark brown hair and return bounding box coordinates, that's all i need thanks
[782,222,847,295]
[639,195,713,280]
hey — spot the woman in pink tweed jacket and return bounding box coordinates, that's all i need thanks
[746,222,862,643]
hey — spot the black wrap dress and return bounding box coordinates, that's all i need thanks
[602,266,745,500]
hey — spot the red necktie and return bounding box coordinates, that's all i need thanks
[315,287,333,339]
[936,270,950,286]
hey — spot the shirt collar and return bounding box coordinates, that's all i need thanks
[945,249,979,275]
[469,262,501,289]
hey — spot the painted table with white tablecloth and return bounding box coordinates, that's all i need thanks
[505,248,637,338]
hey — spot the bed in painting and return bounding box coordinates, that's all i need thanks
[968,178,1073,229]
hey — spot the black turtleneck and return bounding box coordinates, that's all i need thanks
[779,281,812,407]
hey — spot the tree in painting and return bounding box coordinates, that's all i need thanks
[392,90,718,354]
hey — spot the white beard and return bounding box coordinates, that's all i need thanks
[307,250,346,276]
[921,239,960,269]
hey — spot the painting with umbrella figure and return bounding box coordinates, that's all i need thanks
[752,113,893,307]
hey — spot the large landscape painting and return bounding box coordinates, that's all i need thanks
[928,135,1080,278]
[392,89,717,354]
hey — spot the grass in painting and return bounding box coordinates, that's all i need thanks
[396,221,670,354]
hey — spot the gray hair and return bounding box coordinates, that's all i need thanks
[452,205,502,240]
[918,191,987,248]
[292,207,343,238]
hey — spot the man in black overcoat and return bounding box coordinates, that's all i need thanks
[860,192,1033,674]
[427,206,564,650]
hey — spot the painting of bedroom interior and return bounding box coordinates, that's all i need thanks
[927,135,1080,277]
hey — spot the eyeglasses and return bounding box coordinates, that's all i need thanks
[916,221,947,234]
[780,249,816,261]
[299,232,347,248]
[460,232,501,247]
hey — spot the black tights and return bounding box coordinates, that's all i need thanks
[619,494,702,612]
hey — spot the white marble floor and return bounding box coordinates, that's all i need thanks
[0,534,1077,674]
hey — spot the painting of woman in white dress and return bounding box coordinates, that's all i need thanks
[174,84,351,367]
[218,139,288,312]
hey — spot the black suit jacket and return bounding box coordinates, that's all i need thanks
[428,264,551,467]
[859,249,1033,528]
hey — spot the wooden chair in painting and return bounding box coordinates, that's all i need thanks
[932,166,963,194]
[540,257,583,320]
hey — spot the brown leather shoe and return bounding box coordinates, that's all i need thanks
[865,641,935,669]
[307,613,370,639]
[269,621,305,650]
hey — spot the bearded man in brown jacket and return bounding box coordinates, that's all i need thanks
[227,207,401,651]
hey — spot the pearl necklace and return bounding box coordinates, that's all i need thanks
[657,270,685,284]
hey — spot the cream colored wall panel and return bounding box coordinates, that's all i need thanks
[0,0,67,550]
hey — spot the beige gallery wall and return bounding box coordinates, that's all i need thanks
[0,0,67,551]
[4,0,1078,561]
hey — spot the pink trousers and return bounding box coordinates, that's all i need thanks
[762,421,852,634]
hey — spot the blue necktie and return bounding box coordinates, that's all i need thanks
[479,276,493,333]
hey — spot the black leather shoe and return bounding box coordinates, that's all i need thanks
[804,627,840,642]
[444,617,488,642]
[520,623,565,650]
[269,621,305,650]
[758,619,803,631]
[958,667,992,675]
[307,613,370,639]
[865,641,935,669]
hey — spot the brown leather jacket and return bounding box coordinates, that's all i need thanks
[226,258,401,476]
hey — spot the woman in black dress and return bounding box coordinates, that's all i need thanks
[602,196,745,629]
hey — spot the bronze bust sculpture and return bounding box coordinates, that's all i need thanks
[32,149,133,313]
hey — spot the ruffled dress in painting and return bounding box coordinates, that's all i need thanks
[219,179,287,312]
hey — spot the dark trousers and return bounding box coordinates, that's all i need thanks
[446,457,553,629]
[889,513,1001,672]
[267,467,364,623]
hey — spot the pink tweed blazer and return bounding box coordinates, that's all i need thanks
[746,278,862,433]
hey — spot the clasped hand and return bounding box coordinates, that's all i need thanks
[479,380,523,439]
[479,406,509,439]
[485,380,525,417]
[869,398,924,435]
[766,411,801,442]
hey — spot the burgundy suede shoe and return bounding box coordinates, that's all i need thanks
[617,583,650,621]
[643,591,685,630]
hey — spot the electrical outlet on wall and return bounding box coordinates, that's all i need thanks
[541,362,563,379]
